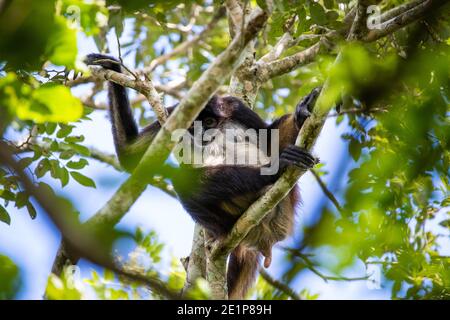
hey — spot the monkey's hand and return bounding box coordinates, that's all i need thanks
[294,86,322,128]
[279,145,319,171]
[84,53,121,72]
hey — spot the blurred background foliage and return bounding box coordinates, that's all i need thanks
[0,0,449,299]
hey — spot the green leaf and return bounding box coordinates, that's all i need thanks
[0,255,21,299]
[60,167,70,187]
[1,74,83,124]
[64,135,85,143]
[0,0,56,71]
[439,219,450,229]
[45,122,57,135]
[49,159,61,179]
[26,203,37,219]
[59,149,76,160]
[57,124,74,138]
[35,158,51,178]
[15,192,28,209]
[45,16,78,68]
[0,205,11,225]
[323,0,334,9]
[309,2,327,25]
[70,171,96,188]
[26,83,83,123]
[349,138,362,161]
[50,140,59,152]
[68,143,91,156]
[67,158,88,170]
[0,190,15,201]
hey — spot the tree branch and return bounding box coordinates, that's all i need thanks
[364,0,442,42]
[89,67,168,124]
[258,41,324,82]
[182,224,207,294]
[286,248,370,283]
[310,169,342,213]
[259,269,301,300]
[379,0,425,23]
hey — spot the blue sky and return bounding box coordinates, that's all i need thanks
[0,18,429,300]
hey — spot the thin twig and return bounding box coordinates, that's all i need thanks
[310,169,342,212]
[259,269,301,300]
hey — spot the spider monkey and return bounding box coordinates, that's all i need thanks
[85,53,320,299]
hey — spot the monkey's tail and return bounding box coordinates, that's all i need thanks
[227,245,260,299]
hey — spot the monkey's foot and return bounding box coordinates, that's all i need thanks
[280,145,319,170]
[294,87,322,127]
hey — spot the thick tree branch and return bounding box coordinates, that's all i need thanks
[364,0,443,42]
[258,41,324,81]
[379,0,425,23]
[226,0,244,38]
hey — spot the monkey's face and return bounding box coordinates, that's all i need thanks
[189,95,239,133]
[176,96,270,168]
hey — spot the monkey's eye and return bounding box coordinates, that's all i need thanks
[204,117,217,128]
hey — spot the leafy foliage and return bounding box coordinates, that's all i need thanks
[0,255,21,299]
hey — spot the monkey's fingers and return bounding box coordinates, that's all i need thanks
[280,145,318,169]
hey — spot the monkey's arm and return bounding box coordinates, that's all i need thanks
[85,54,169,171]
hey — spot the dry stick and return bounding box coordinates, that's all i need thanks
[49,7,268,279]
[0,142,178,299]
[259,269,301,300]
